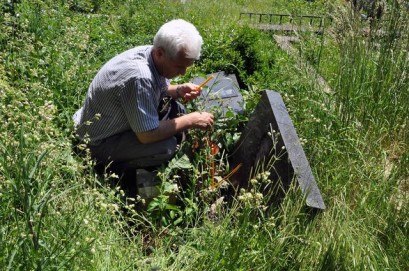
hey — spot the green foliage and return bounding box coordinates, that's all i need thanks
[231,26,269,75]
[198,27,243,75]
[1,0,408,270]
[68,0,101,13]
[145,155,195,227]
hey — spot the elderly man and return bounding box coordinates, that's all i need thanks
[74,19,214,176]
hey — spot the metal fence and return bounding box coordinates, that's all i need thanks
[239,12,332,30]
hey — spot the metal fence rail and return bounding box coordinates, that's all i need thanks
[239,12,332,30]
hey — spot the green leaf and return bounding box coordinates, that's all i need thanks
[165,204,180,211]
[167,154,193,170]
[173,217,183,225]
[225,110,235,119]
[147,200,160,212]
[169,210,175,219]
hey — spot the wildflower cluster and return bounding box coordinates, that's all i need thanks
[0,76,63,153]
[237,171,271,209]
[253,171,272,184]
[237,188,264,206]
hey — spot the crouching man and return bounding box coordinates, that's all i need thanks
[73,19,214,196]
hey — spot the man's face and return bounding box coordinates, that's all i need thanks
[156,48,195,79]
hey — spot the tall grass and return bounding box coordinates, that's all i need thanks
[1,0,408,270]
[330,1,408,129]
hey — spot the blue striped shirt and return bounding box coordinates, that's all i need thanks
[74,45,169,145]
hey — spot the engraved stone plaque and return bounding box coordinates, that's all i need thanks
[192,71,244,116]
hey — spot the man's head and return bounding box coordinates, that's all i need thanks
[152,19,203,79]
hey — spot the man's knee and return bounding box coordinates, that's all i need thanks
[132,136,177,167]
[153,136,177,161]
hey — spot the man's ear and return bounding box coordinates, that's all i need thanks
[155,47,166,58]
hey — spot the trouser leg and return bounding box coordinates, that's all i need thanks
[89,130,177,169]
[89,131,177,199]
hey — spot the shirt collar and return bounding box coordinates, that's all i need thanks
[147,46,169,93]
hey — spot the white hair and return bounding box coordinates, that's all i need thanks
[153,19,203,60]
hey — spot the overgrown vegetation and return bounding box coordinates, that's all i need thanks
[1,0,407,270]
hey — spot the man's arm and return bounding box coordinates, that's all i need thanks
[136,111,214,144]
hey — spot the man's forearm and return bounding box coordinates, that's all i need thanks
[136,117,189,144]
[136,112,214,144]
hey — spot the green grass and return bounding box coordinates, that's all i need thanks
[1,0,408,270]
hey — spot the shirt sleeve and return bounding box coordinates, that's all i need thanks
[120,78,159,133]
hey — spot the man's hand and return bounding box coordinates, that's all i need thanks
[172,83,201,101]
[188,111,214,130]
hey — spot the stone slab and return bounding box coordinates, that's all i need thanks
[230,90,325,210]
[192,71,243,116]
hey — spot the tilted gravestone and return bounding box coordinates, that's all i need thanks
[230,90,325,210]
[192,71,243,116]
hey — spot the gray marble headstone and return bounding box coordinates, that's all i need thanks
[230,90,325,210]
[192,72,243,116]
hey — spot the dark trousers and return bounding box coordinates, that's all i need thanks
[89,132,177,170]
